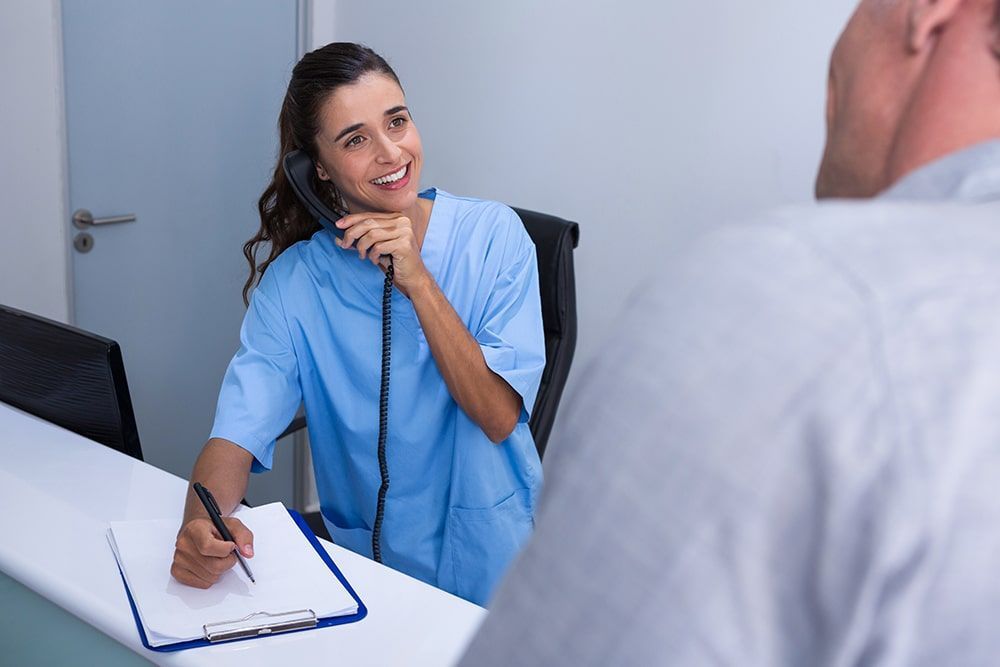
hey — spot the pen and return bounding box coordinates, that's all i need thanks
[192,482,256,584]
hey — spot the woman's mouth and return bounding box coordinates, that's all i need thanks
[370,163,410,190]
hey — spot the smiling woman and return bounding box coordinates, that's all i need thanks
[170,43,546,607]
[243,44,406,295]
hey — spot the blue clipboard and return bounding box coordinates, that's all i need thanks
[115,509,367,652]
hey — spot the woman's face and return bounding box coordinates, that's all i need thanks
[313,72,423,215]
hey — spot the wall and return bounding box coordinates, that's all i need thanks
[0,0,862,513]
[0,0,70,323]
[0,0,860,383]
[321,0,858,421]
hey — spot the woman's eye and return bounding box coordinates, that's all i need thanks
[389,117,406,129]
[345,135,364,148]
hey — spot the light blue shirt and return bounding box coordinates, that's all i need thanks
[462,142,1000,664]
[211,189,545,606]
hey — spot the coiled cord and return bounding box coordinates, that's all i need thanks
[371,260,393,563]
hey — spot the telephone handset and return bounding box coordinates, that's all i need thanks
[282,149,392,564]
[282,149,347,239]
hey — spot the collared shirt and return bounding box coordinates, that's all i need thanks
[211,189,545,606]
[462,141,1000,664]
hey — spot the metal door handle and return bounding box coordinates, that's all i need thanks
[72,209,137,229]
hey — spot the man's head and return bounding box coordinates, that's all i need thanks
[816,0,1000,198]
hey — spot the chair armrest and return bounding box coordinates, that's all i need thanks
[278,414,307,440]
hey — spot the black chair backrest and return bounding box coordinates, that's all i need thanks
[0,304,143,460]
[513,207,580,459]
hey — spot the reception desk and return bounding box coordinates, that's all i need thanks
[0,402,485,665]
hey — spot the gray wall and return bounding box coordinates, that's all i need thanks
[0,0,859,491]
[0,0,70,323]
[325,0,857,427]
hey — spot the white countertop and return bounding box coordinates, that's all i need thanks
[0,402,485,666]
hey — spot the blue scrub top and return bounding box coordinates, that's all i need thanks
[210,189,545,605]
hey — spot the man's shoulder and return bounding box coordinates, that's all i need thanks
[749,198,1000,311]
[607,204,884,397]
[661,204,872,321]
[677,197,1000,310]
[633,196,1000,387]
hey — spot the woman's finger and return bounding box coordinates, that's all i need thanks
[369,238,408,264]
[170,562,215,589]
[356,227,396,260]
[341,217,397,249]
[173,548,225,582]
[336,211,398,229]
[336,213,404,243]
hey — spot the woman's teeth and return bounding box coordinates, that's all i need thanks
[372,165,407,185]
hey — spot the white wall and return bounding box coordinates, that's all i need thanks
[320,0,857,399]
[0,0,70,323]
[0,0,856,361]
[0,0,859,376]
[310,0,337,50]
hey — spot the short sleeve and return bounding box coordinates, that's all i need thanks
[476,224,546,423]
[209,270,302,472]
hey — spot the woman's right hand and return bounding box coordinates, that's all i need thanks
[171,516,254,588]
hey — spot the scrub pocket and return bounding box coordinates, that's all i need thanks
[446,488,534,606]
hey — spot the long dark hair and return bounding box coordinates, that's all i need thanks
[242,42,402,305]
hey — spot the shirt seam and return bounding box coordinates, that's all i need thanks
[265,251,302,381]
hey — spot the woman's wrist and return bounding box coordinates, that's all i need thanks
[402,269,437,303]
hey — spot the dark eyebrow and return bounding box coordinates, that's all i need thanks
[333,107,409,143]
[334,122,364,143]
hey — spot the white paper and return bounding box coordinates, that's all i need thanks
[108,502,357,646]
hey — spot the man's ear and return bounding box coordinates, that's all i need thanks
[993,3,1000,58]
[907,0,966,52]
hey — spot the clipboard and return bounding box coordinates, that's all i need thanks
[114,509,367,652]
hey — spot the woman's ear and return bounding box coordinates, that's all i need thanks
[907,0,965,53]
[315,160,331,182]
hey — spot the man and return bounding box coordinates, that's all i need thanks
[462,0,1000,664]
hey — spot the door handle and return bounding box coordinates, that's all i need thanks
[72,208,137,229]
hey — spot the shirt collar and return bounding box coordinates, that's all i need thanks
[879,140,1000,203]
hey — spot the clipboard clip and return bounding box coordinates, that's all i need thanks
[203,608,318,643]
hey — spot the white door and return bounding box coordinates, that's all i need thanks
[63,0,300,493]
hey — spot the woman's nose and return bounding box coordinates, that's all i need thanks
[374,133,402,163]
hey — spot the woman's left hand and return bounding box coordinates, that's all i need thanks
[334,212,429,297]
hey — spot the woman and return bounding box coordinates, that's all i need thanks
[170,43,545,606]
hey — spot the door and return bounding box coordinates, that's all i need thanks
[62,1,300,491]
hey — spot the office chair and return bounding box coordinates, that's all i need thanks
[0,304,144,461]
[511,207,579,459]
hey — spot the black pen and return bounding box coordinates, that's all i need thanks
[192,482,256,584]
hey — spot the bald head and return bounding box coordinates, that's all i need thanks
[815,0,1000,198]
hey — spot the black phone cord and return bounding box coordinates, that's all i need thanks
[371,260,393,563]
